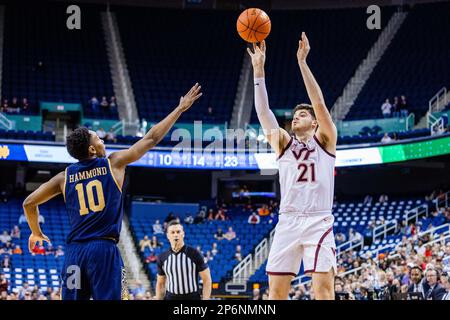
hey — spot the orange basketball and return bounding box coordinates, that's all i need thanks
[236,8,271,43]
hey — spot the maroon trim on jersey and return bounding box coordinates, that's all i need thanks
[266,271,297,277]
[277,136,293,160]
[303,226,334,274]
[313,135,336,158]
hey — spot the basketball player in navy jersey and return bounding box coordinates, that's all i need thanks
[22,83,202,300]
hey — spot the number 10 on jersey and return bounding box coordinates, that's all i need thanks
[75,180,106,215]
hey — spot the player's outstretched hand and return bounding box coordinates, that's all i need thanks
[28,232,51,253]
[297,32,310,63]
[247,40,266,68]
[177,83,202,112]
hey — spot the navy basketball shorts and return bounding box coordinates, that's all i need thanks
[61,239,129,300]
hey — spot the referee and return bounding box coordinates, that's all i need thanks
[155,220,212,300]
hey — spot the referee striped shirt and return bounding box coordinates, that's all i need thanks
[157,245,208,295]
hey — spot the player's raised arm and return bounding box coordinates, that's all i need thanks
[247,41,290,156]
[297,32,337,153]
[109,83,202,169]
[23,171,65,252]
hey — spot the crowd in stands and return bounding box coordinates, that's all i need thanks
[1,97,31,114]
[285,199,450,300]
[87,96,117,116]
[138,198,279,281]
[95,127,117,143]
[380,95,409,118]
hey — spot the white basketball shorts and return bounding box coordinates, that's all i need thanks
[266,213,337,277]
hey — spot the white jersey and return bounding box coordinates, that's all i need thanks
[278,135,335,215]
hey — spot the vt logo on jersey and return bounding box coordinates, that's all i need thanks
[290,140,316,162]
[289,140,316,183]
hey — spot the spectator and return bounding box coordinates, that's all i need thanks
[363,195,373,205]
[21,98,29,113]
[109,96,117,112]
[184,214,194,224]
[0,231,11,244]
[194,210,206,224]
[104,128,116,143]
[248,212,261,225]
[207,209,215,221]
[45,245,55,256]
[38,215,45,224]
[32,244,45,255]
[335,232,347,245]
[18,282,32,300]
[392,96,400,118]
[214,228,224,241]
[12,245,22,255]
[379,194,389,203]
[139,235,151,252]
[18,213,27,225]
[399,95,408,118]
[381,99,392,118]
[152,220,164,235]
[211,242,219,256]
[258,204,270,217]
[215,207,226,221]
[55,246,64,258]
[204,250,213,263]
[349,228,363,245]
[132,280,146,297]
[196,245,205,257]
[252,288,262,300]
[0,273,8,295]
[408,266,424,296]
[224,227,236,241]
[145,252,157,264]
[234,245,242,262]
[10,97,20,113]
[1,99,8,112]
[150,235,162,250]
[89,96,99,113]
[381,133,392,144]
[1,255,12,269]
[10,225,20,239]
[424,269,446,300]
[100,96,109,111]
[96,127,106,140]
[441,272,450,300]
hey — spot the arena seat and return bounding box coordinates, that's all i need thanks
[347,2,450,121]
[1,3,117,119]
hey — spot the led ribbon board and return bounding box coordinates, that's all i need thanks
[0,134,449,169]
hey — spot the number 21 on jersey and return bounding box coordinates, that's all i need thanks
[297,161,316,183]
[74,179,105,215]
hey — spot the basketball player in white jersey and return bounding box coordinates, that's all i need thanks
[247,32,337,300]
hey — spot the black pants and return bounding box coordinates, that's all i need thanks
[165,292,201,300]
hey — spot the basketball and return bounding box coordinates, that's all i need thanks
[236,8,271,43]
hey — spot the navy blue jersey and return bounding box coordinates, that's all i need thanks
[63,157,123,243]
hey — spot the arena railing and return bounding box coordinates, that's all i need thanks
[232,228,276,283]
[404,191,449,226]
[372,219,398,243]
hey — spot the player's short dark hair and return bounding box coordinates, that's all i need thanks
[166,219,182,232]
[66,127,91,160]
[292,104,316,120]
